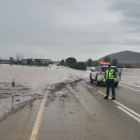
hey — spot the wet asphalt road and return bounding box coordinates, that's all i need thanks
[0,72,140,139]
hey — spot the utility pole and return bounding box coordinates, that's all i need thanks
[11,79,15,110]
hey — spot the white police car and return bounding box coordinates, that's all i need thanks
[90,62,122,87]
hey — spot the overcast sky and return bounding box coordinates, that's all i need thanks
[0,0,140,61]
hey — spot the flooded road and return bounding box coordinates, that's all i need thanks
[0,64,86,120]
[0,64,140,140]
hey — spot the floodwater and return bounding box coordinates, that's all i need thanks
[121,68,140,86]
[0,64,86,119]
[0,64,139,120]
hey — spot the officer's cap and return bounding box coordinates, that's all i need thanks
[108,64,111,67]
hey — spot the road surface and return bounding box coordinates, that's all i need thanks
[0,67,140,140]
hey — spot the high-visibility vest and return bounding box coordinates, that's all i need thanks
[103,69,117,82]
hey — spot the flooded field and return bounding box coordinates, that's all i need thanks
[121,68,140,86]
[0,64,86,120]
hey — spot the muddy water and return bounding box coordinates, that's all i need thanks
[0,64,86,91]
[121,68,140,86]
[0,64,86,119]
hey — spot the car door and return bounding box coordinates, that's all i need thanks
[92,67,97,80]
[95,66,100,78]
[117,68,123,81]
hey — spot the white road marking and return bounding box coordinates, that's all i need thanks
[71,77,140,122]
[97,90,111,99]
[82,83,95,89]
[74,75,79,79]
[91,87,96,90]
[81,82,90,88]
[114,100,140,118]
[120,81,140,88]
[119,84,140,92]
[88,85,96,90]
[81,81,96,90]
[97,90,105,96]
[86,84,91,89]
[29,91,47,140]
[81,81,140,122]
[81,81,85,84]
[117,106,140,122]
[73,76,79,80]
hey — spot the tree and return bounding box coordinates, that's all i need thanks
[118,66,123,68]
[112,59,117,66]
[69,62,87,70]
[76,62,87,70]
[104,56,111,62]
[66,57,76,64]
[60,59,65,65]
[126,66,134,68]
[15,53,21,62]
[94,61,98,67]
[21,54,24,60]
[87,58,92,67]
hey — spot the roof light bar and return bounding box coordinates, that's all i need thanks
[100,62,110,65]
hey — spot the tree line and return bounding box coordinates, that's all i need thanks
[59,56,119,71]
[60,56,131,70]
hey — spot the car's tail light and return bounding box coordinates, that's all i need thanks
[118,71,119,74]
[100,70,102,74]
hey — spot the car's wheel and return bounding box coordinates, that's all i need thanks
[95,77,100,86]
[90,75,94,83]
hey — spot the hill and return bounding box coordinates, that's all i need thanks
[98,51,140,64]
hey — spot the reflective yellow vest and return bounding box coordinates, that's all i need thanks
[103,69,117,82]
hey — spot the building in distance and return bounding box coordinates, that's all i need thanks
[22,59,27,65]
[34,59,51,65]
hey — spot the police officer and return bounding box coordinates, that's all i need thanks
[103,65,117,100]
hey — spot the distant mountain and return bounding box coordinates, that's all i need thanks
[98,51,140,64]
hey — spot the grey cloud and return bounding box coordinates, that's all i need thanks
[108,0,140,25]
[1,0,140,61]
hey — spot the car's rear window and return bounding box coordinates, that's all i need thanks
[102,67,108,72]
[102,67,118,72]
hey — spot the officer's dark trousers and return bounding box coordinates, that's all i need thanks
[106,81,115,97]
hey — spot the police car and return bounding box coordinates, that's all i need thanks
[90,62,122,87]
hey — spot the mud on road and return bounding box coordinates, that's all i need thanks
[0,82,44,122]
[45,79,82,108]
